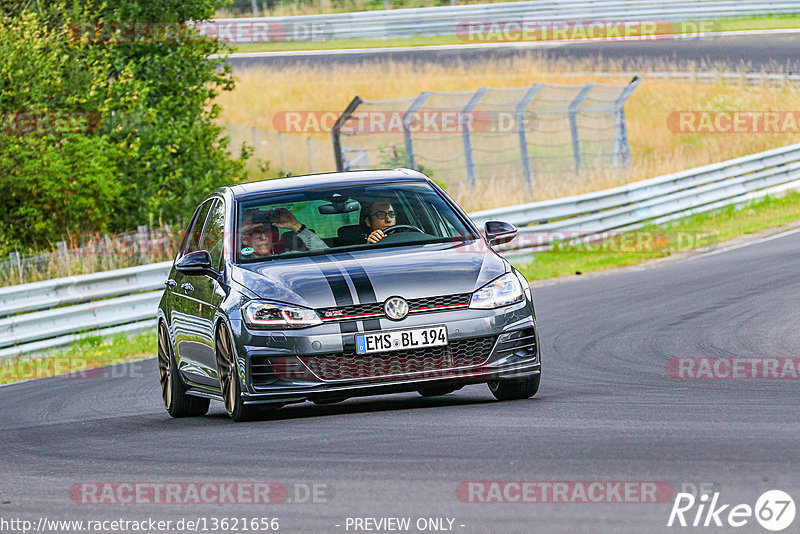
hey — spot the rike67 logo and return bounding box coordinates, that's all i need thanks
[668,490,795,531]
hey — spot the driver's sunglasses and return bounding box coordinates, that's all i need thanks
[371,210,396,219]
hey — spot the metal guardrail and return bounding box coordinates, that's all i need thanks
[206,0,800,42]
[471,143,800,257]
[0,261,172,318]
[561,72,800,86]
[3,142,800,357]
[0,262,172,359]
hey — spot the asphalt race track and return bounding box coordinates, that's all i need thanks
[225,33,800,71]
[1,229,799,533]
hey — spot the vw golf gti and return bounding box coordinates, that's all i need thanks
[157,169,541,421]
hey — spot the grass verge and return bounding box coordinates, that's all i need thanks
[0,331,156,386]
[514,192,800,281]
[231,15,800,53]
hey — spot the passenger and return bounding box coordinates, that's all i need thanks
[240,221,279,258]
[240,208,327,258]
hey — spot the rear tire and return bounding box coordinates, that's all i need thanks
[488,374,540,401]
[216,323,260,422]
[158,322,209,418]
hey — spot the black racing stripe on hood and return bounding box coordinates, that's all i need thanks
[308,255,357,351]
[308,256,353,307]
[340,252,383,332]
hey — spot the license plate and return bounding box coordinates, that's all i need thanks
[355,325,448,355]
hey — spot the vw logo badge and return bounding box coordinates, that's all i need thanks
[384,296,409,321]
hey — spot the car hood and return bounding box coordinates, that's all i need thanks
[229,240,506,309]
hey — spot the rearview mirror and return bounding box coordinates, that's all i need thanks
[485,221,518,246]
[319,200,360,214]
[176,250,215,275]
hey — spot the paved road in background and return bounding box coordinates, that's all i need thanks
[1,230,798,532]
[226,33,800,71]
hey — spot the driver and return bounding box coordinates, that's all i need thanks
[364,200,397,244]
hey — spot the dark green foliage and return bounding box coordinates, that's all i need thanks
[0,0,249,254]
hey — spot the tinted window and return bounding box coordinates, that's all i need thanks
[201,200,226,270]
[236,182,476,263]
[184,200,214,255]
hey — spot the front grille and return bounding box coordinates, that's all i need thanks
[317,293,471,321]
[295,336,496,382]
[495,328,537,360]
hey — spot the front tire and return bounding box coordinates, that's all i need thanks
[157,322,209,417]
[488,374,540,401]
[216,323,259,422]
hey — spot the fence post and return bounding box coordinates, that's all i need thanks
[403,91,431,170]
[516,83,543,189]
[332,96,364,172]
[137,225,149,265]
[612,76,641,167]
[277,132,288,171]
[568,84,595,173]
[461,87,488,186]
[10,251,22,284]
[307,137,315,173]
[104,234,115,270]
[250,0,258,15]
[251,127,259,159]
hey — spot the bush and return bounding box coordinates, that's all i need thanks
[0,1,249,255]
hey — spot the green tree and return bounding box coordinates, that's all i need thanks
[0,0,249,254]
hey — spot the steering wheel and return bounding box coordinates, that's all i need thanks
[383,224,425,235]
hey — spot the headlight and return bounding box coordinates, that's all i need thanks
[470,273,524,309]
[243,301,322,329]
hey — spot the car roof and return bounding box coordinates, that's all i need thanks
[228,169,430,201]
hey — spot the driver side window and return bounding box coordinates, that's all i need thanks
[200,200,226,270]
[183,200,214,256]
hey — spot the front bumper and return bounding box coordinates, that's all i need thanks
[228,299,540,405]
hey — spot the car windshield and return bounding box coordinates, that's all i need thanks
[235,182,477,263]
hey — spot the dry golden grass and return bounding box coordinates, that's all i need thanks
[217,56,800,211]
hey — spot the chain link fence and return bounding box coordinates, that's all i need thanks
[333,77,640,187]
[0,227,179,287]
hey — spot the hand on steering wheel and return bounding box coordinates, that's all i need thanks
[383,224,425,235]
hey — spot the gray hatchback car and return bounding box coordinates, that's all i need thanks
[157,169,540,421]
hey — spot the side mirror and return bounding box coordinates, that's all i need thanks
[176,250,215,275]
[485,221,518,246]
